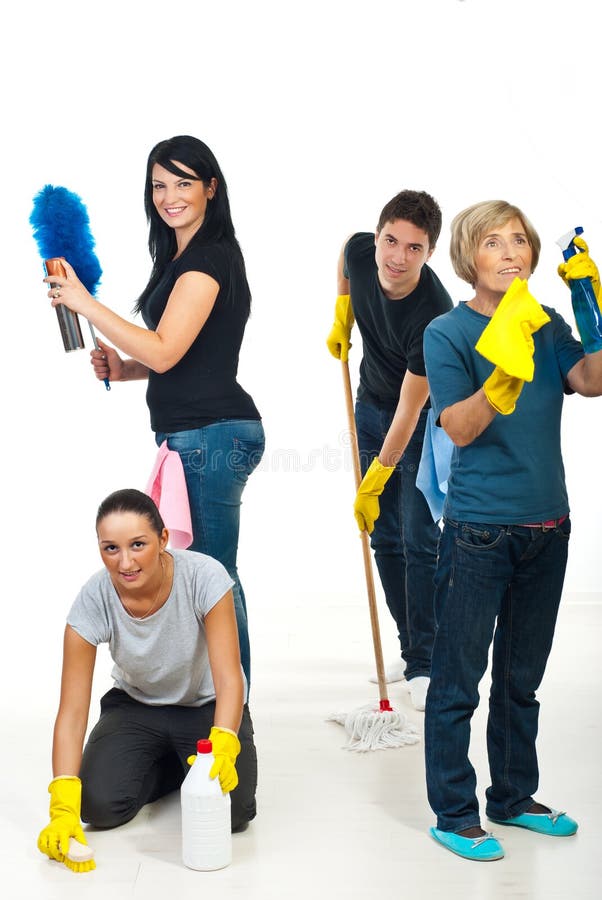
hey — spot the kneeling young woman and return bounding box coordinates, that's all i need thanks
[38,488,257,872]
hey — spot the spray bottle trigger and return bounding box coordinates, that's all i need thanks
[556,226,584,261]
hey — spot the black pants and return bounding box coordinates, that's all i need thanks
[80,689,257,832]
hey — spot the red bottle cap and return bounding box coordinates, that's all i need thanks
[197,739,212,753]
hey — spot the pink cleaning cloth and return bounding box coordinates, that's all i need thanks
[145,441,193,549]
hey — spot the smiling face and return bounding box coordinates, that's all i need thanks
[151,162,216,246]
[97,511,168,598]
[473,216,533,302]
[374,219,433,299]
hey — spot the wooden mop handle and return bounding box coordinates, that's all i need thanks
[341,360,390,705]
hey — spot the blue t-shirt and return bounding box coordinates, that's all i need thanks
[423,302,584,524]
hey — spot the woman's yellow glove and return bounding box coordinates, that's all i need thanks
[354,457,395,534]
[557,236,601,301]
[37,776,96,873]
[208,727,241,793]
[483,367,524,415]
[475,278,550,381]
[326,294,355,362]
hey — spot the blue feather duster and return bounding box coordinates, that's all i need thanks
[29,184,102,295]
[30,185,110,388]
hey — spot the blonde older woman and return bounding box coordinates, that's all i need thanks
[422,200,602,861]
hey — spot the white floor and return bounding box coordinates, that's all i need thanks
[4,592,601,899]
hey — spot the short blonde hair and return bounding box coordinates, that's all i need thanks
[450,200,541,287]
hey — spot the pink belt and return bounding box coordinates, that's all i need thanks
[522,514,568,530]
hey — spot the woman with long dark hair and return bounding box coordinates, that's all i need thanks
[46,136,264,686]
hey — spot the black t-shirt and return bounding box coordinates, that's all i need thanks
[344,232,453,410]
[141,240,260,432]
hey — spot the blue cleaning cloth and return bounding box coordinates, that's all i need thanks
[416,408,454,523]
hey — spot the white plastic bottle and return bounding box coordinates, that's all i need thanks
[181,738,232,870]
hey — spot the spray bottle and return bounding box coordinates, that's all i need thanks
[556,226,602,353]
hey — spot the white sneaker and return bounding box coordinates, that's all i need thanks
[407,676,430,711]
[368,660,406,684]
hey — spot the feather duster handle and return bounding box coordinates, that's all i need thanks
[30,185,110,389]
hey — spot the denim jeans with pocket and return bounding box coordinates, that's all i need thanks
[355,400,440,680]
[424,516,571,833]
[155,419,265,687]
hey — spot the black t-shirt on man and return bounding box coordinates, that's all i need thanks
[344,232,453,411]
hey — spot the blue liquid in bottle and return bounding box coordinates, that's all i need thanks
[570,279,602,354]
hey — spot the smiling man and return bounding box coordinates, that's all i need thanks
[327,190,453,709]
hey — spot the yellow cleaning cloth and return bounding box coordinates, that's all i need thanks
[475,278,550,381]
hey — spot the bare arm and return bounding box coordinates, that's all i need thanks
[566,348,602,397]
[337,237,352,295]
[439,388,498,447]
[205,591,244,733]
[378,372,431,466]
[91,339,150,383]
[117,358,151,381]
[50,261,219,374]
[52,626,97,776]
[438,348,602,446]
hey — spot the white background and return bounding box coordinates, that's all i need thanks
[1,0,600,679]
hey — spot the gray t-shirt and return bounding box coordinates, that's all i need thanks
[67,549,239,707]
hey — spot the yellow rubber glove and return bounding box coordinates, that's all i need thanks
[208,727,241,793]
[483,367,525,415]
[557,236,601,301]
[37,776,96,873]
[326,294,354,362]
[354,457,395,534]
[475,277,550,381]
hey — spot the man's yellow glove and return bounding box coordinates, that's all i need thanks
[483,367,524,415]
[354,457,395,534]
[557,236,601,301]
[37,776,96,873]
[326,294,354,362]
[475,278,550,381]
[208,727,241,793]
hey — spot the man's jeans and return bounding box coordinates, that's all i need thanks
[355,400,440,680]
[156,420,265,686]
[425,517,571,833]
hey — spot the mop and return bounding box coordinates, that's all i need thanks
[327,360,419,751]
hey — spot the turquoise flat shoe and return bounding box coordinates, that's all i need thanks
[429,827,504,861]
[488,808,578,836]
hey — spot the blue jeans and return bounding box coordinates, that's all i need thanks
[355,401,440,680]
[425,517,571,833]
[155,419,265,687]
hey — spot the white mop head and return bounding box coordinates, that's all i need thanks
[327,704,419,751]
